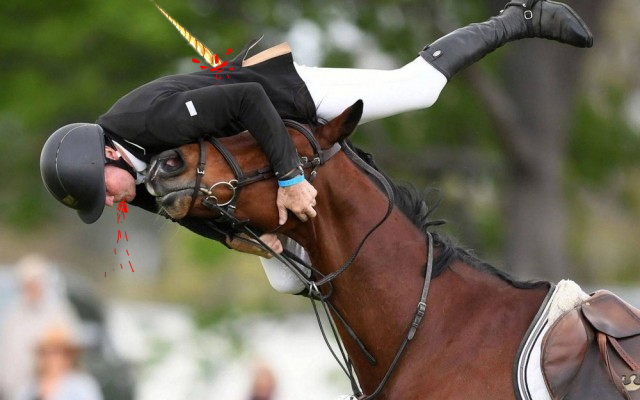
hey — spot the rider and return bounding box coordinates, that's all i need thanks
[41,0,592,293]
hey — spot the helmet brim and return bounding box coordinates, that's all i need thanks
[77,180,106,224]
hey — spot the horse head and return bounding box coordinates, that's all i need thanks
[145,100,364,232]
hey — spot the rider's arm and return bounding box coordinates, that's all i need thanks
[145,82,302,180]
[140,82,316,224]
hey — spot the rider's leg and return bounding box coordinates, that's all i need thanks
[420,0,592,80]
[295,58,447,124]
[261,0,594,294]
[296,0,592,123]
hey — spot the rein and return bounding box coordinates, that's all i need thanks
[188,121,434,399]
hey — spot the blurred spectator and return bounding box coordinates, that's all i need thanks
[13,323,103,400]
[248,362,277,400]
[0,255,81,400]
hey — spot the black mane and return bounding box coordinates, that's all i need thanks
[351,145,548,290]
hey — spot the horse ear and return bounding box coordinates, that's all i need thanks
[319,100,364,144]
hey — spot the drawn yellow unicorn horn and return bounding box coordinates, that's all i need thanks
[150,2,221,67]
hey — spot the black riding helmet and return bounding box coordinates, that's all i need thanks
[40,123,107,224]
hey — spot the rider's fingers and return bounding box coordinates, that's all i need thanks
[273,239,284,254]
[296,210,309,222]
[263,235,283,253]
[260,233,277,247]
[278,203,288,226]
[306,206,317,219]
[296,205,316,222]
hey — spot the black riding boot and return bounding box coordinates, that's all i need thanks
[420,0,593,80]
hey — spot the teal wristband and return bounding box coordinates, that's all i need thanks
[278,174,305,187]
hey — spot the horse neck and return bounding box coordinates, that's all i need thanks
[291,155,428,285]
[284,155,549,396]
[286,154,430,389]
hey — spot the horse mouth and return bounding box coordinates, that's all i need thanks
[156,189,193,219]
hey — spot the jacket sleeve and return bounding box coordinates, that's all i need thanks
[145,82,301,177]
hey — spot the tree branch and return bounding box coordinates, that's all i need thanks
[464,66,539,171]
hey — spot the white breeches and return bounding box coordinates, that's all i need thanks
[260,57,448,294]
[295,56,447,124]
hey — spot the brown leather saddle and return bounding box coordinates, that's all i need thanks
[541,290,640,399]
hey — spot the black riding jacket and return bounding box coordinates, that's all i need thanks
[96,40,316,243]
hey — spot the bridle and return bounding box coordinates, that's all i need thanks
[187,119,342,223]
[183,120,434,400]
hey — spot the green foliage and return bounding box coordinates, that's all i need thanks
[181,231,229,270]
[568,88,640,184]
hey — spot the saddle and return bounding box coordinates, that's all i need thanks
[541,290,640,399]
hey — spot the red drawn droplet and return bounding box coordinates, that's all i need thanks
[120,263,123,269]
[226,48,231,55]
[104,272,106,277]
[227,74,229,78]
[200,66,207,70]
[229,67,234,71]
[129,261,134,272]
[126,249,130,256]
[192,58,200,63]
[214,54,219,64]
[113,269,115,271]
[114,248,117,254]
[125,232,128,241]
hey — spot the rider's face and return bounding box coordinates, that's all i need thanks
[104,147,136,206]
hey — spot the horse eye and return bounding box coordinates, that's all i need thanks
[162,156,183,172]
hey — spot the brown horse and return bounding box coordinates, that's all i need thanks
[144,102,638,399]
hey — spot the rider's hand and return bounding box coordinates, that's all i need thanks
[277,179,317,225]
[225,233,283,258]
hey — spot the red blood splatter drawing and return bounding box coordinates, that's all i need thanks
[108,200,134,276]
[116,198,127,223]
[192,49,234,76]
